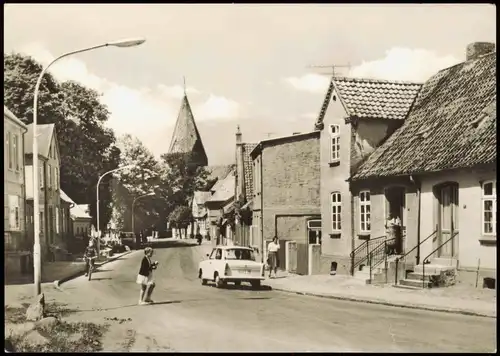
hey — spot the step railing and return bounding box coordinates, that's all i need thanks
[394,228,437,285]
[350,235,386,275]
[421,230,459,288]
[368,237,396,283]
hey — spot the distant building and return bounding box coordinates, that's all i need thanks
[4,106,30,276]
[191,191,211,237]
[205,170,235,244]
[24,123,62,261]
[251,131,321,273]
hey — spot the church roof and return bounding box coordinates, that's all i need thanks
[168,94,208,166]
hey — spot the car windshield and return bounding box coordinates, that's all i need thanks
[225,248,255,261]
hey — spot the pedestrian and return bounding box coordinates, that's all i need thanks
[135,232,141,250]
[136,247,158,305]
[267,236,280,278]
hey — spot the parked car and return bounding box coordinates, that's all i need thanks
[119,232,136,249]
[198,246,265,289]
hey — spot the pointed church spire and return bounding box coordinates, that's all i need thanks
[167,84,208,167]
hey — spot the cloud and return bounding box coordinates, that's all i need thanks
[284,73,330,94]
[285,47,461,93]
[349,47,461,82]
[196,94,240,121]
[15,42,241,156]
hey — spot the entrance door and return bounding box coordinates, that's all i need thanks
[437,184,458,257]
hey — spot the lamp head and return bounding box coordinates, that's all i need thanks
[108,38,146,48]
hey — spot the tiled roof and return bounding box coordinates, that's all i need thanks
[242,143,258,201]
[333,77,422,120]
[168,94,208,166]
[73,204,92,220]
[193,191,211,205]
[353,52,496,180]
[4,106,27,128]
[207,164,234,182]
[314,80,335,130]
[24,124,55,158]
[207,171,235,203]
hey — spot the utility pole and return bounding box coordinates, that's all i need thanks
[307,63,351,77]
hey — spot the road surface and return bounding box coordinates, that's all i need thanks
[55,239,496,352]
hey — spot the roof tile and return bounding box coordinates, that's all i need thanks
[353,52,496,180]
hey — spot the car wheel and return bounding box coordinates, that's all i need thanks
[251,280,261,289]
[214,273,224,288]
[199,269,207,285]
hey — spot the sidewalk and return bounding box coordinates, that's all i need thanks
[4,250,134,308]
[265,274,496,318]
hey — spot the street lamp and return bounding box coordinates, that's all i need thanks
[96,164,135,254]
[132,192,156,239]
[31,37,145,297]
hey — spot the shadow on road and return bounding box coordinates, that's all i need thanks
[90,278,114,281]
[208,284,273,292]
[145,239,199,250]
[70,299,201,313]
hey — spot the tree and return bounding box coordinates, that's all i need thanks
[110,134,164,232]
[168,205,193,238]
[4,53,121,231]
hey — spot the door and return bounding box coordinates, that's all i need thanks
[437,184,458,257]
[204,248,217,279]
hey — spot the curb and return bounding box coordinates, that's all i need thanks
[270,286,495,319]
[54,250,136,288]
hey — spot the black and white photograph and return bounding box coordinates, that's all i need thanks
[3,3,496,352]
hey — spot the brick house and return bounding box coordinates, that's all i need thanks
[250,131,320,275]
[24,123,62,261]
[4,106,30,276]
[351,42,496,288]
[313,77,421,275]
[233,126,258,248]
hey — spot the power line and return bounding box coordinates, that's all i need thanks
[307,63,351,77]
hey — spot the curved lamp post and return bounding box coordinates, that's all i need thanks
[32,38,146,297]
[132,192,155,238]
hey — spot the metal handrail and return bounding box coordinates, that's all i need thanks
[422,231,459,288]
[368,238,396,283]
[350,235,386,275]
[394,228,437,285]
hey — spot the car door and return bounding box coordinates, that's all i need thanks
[212,248,223,277]
[204,248,217,279]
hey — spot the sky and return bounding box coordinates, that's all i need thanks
[4,4,496,165]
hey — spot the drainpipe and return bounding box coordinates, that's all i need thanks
[21,126,28,252]
[350,186,356,276]
[410,175,422,265]
[260,147,264,263]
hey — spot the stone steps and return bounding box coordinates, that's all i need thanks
[413,264,454,275]
[399,278,432,288]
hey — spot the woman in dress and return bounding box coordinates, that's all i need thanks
[136,247,158,305]
[267,236,280,278]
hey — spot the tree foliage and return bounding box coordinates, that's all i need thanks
[168,205,193,229]
[4,52,120,230]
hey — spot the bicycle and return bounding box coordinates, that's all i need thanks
[86,256,97,281]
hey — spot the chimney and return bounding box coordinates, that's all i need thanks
[466,42,495,61]
[236,125,242,145]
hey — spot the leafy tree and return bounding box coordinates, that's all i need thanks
[168,205,193,238]
[4,53,121,231]
[110,134,163,232]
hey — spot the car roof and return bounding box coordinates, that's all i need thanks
[213,245,252,250]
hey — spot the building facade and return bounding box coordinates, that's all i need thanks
[4,106,30,276]
[251,131,321,274]
[313,77,421,275]
[24,123,62,260]
[352,42,497,287]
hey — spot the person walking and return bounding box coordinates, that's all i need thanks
[267,236,280,278]
[136,247,158,305]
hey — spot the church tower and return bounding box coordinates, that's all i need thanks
[167,78,208,167]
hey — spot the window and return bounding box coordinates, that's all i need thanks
[482,181,496,235]
[56,207,60,234]
[39,166,44,188]
[331,192,342,231]
[47,165,52,188]
[7,132,12,169]
[40,212,44,235]
[13,134,19,171]
[8,195,20,231]
[330,124,340,162]
[359,191,371,233]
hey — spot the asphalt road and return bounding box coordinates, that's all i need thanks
[56,239,496,352]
